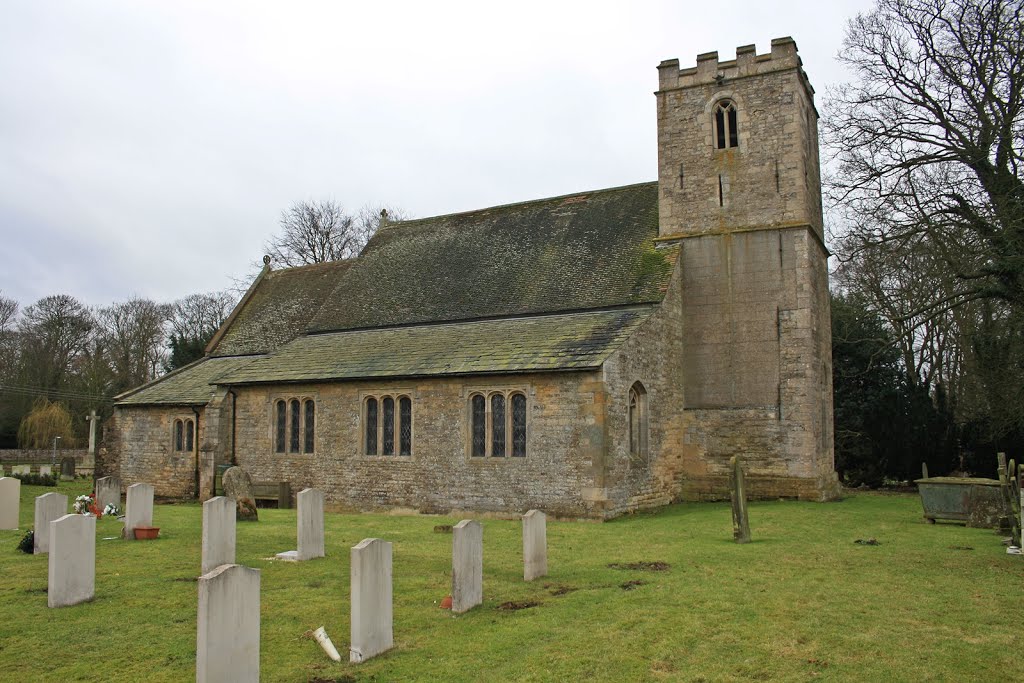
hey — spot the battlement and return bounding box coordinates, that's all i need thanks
[657,37,811,93]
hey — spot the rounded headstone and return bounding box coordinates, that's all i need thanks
[222,467,258,522]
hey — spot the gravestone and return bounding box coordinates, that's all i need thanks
[124,483,154,540]
[730,455,752,544]
[48,513,95,608]
[522,509,548,581]
[0,477,19,529]
[95,476,121,512]
[222,467,258,522]
[452,519,483,613]
[34,492,68,554]
[11,465,30,476]
[201,497,236,575]
[350,538,393,663]
[297,488,324,560]
[60,456,76,481]
[921,462,929,479]
[38,465,52,477]
[196,564,260,683]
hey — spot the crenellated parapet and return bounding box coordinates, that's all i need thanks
[657,37,813,97]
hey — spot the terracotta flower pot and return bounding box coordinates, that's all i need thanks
[133,526,160,540]
[440,595,452,610]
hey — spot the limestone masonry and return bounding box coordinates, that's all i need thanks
[102,38,839,518]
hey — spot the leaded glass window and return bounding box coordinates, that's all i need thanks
[185,419,194,452]
[511,393,527,457]
[365,398,378,455]
[174,420,183,452]
[491,393,506,457]
[471,394,486,457]
[382,397,395,455]
[275,401,286,453]
[304,400,315,453]
[629,382,648,457]
[714,100,738,149]
[399,396,412,456]
[289,399,300,452]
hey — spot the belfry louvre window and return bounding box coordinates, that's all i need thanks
[714,99,738,149]
[470,390,527,457]
[274,397,315,454]
[173,418,195,453]
[364,394,413,456]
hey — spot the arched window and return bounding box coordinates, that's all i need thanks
[628,382,648,458]
[469,390,528,458]
[274,396,315,454]
[173,417,195,453]
[714,99,738,149]
[364,393,414,456]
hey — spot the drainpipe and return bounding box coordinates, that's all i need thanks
[229,389,238,466]
[192,406,202,499]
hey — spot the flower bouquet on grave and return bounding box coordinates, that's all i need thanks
[73,493,103,518]
[102,503,121,517]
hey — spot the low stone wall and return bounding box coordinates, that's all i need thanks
[0,449,90,464]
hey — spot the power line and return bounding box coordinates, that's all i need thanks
[0,383,113,403]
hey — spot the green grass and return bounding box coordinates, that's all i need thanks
[1,481,1020,682]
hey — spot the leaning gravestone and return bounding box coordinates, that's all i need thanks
[522,510,548,581]
[48,513,95,608]
[350,538,393,663]
[124,483,154,540]
[0,477,20,529]
[201,497,236,575]
[222,467,258,522]
[196,564,260,683]
[95,476,121,512]
[452,520,483,613]
[34,492,68,554]
[60,456,76,481]
[730,455,752,544]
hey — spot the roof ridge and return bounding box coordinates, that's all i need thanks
[380,180,657,231]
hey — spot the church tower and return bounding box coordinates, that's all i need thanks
[656,38,839,499]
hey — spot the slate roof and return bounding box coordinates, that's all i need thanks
[307,182,670,333]
[115,356,258,406]
[211,260,354,356]
[212,307,656,385]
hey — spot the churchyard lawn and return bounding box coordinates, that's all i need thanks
[1,480,1020,682]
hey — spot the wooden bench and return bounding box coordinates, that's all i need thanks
[252,481,293,509]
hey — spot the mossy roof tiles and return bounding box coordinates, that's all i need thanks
[212,260,354,356]
[307,182,669,333]
[212,307,655,384]
[115,355,259,406]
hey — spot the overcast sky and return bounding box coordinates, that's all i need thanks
[0,0,874,309]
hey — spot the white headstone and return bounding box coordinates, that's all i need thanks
[11,465,30,476]
[196,564,260,683]
[452,519,483,613]
[350,538,393,663]
[202,496,236,575]
[124,483,154,540]
[95,476,121,512]
[38,465,52,477]
[0,477,19,529]
[297,488,325,561]
[48,513,95,608]
[522,509,548,581]
[33,492,68,554]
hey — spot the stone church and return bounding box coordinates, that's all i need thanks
[102,38,839,518]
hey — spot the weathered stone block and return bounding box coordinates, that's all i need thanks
[124,483,154,540]
[0,477,19,529]
[522,509,547,581]
[350,538,393,663]
[223,466,258,522]
[196,564,260,683]
[33,492,67,554]
[48,513,95,608]
[201,496,236,575]
[452,519,483,613]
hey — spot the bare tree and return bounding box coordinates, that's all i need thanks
[261,199,409,269]
[825,0,1024,313]
[97,297,171,391]
[165,291,237,370]
[16,294,94,392]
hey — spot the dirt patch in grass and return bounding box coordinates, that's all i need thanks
[546,584,577,596]
[23,587,47,594]
[172,577,197,582]
[608,561,670,571]
[310,676,356,683]
[497,600,539,611]
[948,545,974,551]
[854,538,880,545]
[433,524,453,533]
[620,579,648,591]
